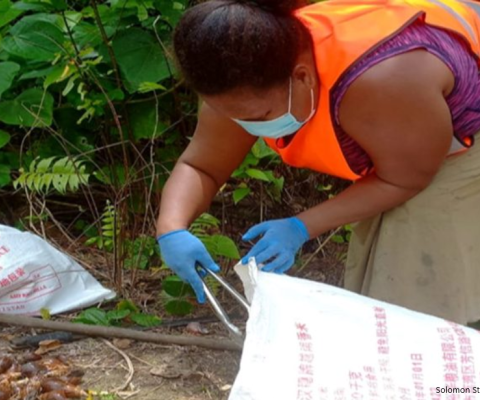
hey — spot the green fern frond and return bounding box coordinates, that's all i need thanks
[14,156,90,194]
[101,202,120,250]
[204,275,221,297]
[85,201,120,252]
[189,213,220,238]
[189,213,240,261]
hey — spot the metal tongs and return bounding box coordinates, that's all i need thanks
[199,267,250,347]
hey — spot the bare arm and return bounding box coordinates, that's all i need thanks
[297,50,455,237]
[156,102,256,236]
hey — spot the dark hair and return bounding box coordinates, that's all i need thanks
[173,0,311,95]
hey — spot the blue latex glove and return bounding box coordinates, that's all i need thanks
[157,229,220,303]
[241,217,310,273]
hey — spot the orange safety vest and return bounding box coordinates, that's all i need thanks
[263,0,480,181]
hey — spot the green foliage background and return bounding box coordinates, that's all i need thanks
[0,0,292,301]
[0,0,345,314]
[0,0,192,189]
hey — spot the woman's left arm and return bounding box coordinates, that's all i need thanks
[297,50,455,237]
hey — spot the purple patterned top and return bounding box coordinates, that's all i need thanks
[331,20,480,175]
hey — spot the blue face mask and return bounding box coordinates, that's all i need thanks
[232,79,316,139]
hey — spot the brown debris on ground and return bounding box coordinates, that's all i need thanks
[0,348,87,400]
[0,323,241,400]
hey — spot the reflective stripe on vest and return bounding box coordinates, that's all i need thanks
[429,0,478,46]
[459,0,480,18]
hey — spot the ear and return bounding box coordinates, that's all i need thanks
[292,62,316,89]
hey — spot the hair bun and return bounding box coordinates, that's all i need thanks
[245,0,307,14]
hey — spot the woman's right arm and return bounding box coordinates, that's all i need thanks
[156,102,255,303]
[157,102,256,236]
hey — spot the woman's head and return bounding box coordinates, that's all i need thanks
[173,0,317,126]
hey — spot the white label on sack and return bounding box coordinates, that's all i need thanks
[0,225,115,315]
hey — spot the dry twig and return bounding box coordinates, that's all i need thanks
[102,339,134,393]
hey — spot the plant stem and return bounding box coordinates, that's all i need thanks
[297,226,343,273]
[90,0,123,90]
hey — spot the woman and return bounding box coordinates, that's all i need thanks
[156,0,480,325]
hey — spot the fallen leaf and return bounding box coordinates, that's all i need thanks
[40,357,70,377]
[185,322,209,335]
[40,308,51,320]
[185,370,204,381]
[35,340,62,356]
[112,338,131,349]
[38,391,68,400]
[1,353,85,400]
[0,356,13,374]
[150,364,182,379]
[0,379,11,400]
[63,383,88,398]
[21,362,42,377]
[41,378,66,392]
[18,353,42,364]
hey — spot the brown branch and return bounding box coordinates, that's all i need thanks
[0,314,242,351]
[61,11,82,63]
[90,0,123,90]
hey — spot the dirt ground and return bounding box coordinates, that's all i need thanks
[0,325,241,400]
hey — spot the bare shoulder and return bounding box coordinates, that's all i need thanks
[338,50,456,189]
[340,50,454,121]
[353,49,454,94]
